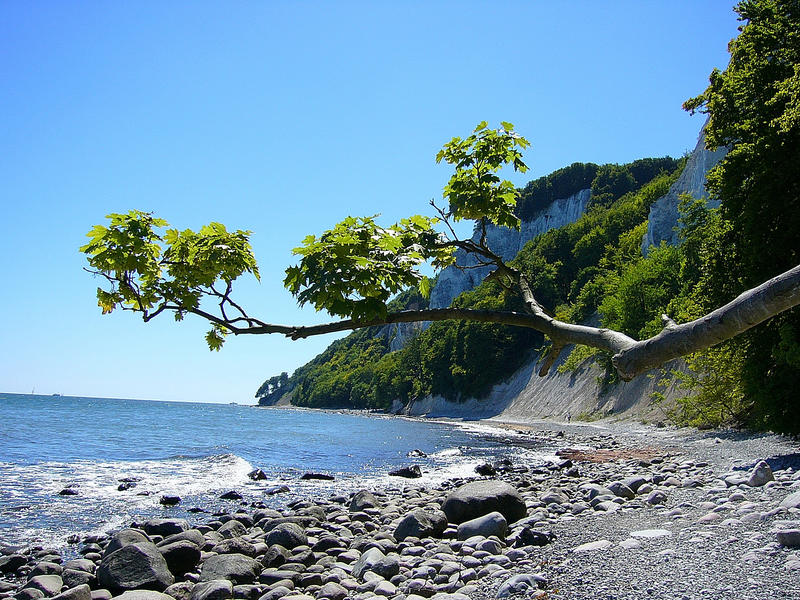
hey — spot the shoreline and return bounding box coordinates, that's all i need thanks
[2,412,799,600]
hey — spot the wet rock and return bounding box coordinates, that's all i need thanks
[247,469,268,481]
[265,486,290,496]
[442,481,527,524]
[97,542,174,592]
[300,473,334,481]
[388,466,422,479]
[456,512,507,541]
[220,491,243,501]
[143,520,191,538]
[59,489,79,496]
[406,449,427,458]
[261,546,291,569]
[159,497,181,507]
[0,554,27,574]
[118,482,138,492]
[474,464,496,476]
[199,554,260,584]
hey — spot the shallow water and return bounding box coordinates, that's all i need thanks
[0,393,553,549]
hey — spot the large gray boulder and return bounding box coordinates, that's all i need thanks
[351,547,400,581]
[781,490,800,509]
[442,481,527,524]
[456,511,507,540]
[97,542,174,592]
[264,523,306,550]
[393,509,447,541]
[199,554,260,584]
[23,575,63,597]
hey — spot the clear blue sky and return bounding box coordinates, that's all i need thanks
[0,1,740,403]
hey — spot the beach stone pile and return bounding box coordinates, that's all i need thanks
[2,431,800,600]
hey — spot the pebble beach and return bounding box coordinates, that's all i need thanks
[2,418,799,600]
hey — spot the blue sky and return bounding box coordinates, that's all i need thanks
[0,1,740,403]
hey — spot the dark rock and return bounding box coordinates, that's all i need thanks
[159,496,181,507]
[104,530,151,558]
[442,480,527,524]
[349,490,380,512]
[388,465,421,479]
[63,559,95,573]
[211,538,256,557]
[256,586,291,600]
[232,584,260,600]
[247,469,268,481]
[163,582,194,600]
[143,520,190,538]
[406,449,427,458]
[257,570,299,586]
[456,511,507,540]
[29,562,62,577]
[217,520,247,540]
[0,554,27,574]
[189,580,233,600]
[264,524,307,550]
[59,489,79,496]
[158,540,201,576]
[264,486,289,496]
[16,589,45,600]
[187,508,207,514]
[310,537,343,553]
[260,545,290,569]
[157,530,205,549]
[199,555,260,584]
[515,527,555,547]
[97,542,174,592]
[219,491,243,501]
[118,482,138,492]
[393,509,447,541]
[474,463,496,476]
[299,473,334,481]
[316,582,347,600]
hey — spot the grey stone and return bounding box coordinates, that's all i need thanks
[0,554,28,574]
[200,555,260,584]
[62,569,95,589]
[349,491,380,512]
[780,490,800,509]
[257,587,291,600]
[351,548,399,581]
[29,563,62,578]
[51,585,91,600]
[442,481,527,524]
[607,481,636,500]
[63,560,95,574]
[747,461,775,487]
[315,582,347,600]
[157,531,206,549]
[393,510,447,542]
[456,512,507,541]
[97,542,174,592]
[190,580,233,600]
[645,490,668,505]
[265,525,307,550]
[496,573,546,597]
[217,521,247,540]
[163,582,194,600]
[24,576,63,597]
[114,593,174,600]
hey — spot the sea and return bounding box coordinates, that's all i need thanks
[0,393,556,551]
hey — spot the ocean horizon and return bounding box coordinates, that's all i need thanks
[0,392,555,551]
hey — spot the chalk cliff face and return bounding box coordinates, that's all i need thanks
[429,188,593,309]
[641,127,727,253]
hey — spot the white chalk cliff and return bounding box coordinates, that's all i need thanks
[429,188,592,309]
[641,126,727,253]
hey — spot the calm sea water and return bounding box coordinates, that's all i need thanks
[0,393,553,549]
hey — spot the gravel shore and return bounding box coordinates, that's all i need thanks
[1,418,798,600]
